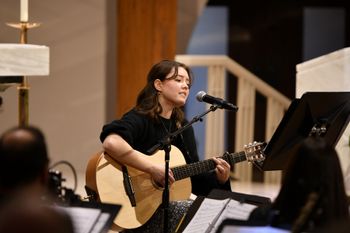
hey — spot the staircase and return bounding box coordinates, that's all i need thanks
[175,54,291,184]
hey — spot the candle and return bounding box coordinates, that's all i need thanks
[20,0,28,22]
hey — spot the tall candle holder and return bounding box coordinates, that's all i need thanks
[6,21,41,126]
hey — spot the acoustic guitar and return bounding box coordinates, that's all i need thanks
[86,142,265,230]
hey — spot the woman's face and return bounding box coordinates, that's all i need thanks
[156,66,191,108]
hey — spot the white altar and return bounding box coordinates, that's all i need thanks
[0,43,49,76]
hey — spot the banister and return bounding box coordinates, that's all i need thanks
[176,54,291,109]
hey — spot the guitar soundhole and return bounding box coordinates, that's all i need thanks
[151,179,165,191]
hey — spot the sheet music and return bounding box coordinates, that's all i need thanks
[183,198,257,233]
[182,198,229,233]
[91,213,111,233]
[208,199,257,233]
[55,206,102,233]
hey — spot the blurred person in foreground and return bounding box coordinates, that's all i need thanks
[248,137,349,232]
[0,126,74,233]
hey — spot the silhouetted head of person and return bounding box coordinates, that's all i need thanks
[0,126,75,233]
[272,136,349,229]
[0,126,49,195]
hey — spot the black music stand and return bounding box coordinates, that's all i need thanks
[262,92,350,171]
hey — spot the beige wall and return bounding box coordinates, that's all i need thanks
[0,0,115,195]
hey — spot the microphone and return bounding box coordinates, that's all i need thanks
[196,91,238,112]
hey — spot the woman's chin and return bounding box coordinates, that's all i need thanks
[175,101,186,107]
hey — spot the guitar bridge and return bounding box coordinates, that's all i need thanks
[122,166,136,207]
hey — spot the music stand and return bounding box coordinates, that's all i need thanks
[59,201,121,233]
[262,92,350,171]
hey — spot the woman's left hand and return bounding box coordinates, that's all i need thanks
[212,157,231,184]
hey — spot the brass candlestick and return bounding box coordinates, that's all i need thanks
[6,22,41,126]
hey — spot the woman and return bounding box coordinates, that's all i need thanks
[100,60,231,232]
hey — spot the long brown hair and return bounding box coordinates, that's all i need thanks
[135,60,193,128]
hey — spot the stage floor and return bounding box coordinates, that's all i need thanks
[231,180,280,201]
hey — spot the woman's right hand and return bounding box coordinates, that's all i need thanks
[149,164,175,188]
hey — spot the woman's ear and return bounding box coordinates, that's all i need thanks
[154,79,162,92]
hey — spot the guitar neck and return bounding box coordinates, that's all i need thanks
[172,151,247,181]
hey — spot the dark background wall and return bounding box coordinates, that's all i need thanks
[207,0,350,181]
[208,0,349,99]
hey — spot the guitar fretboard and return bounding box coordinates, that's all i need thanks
[171,151,247,181]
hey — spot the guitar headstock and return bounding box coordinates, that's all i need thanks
[244,141,266,164]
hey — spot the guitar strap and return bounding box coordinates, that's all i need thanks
[122,165,136,206]
[179,133,191,162]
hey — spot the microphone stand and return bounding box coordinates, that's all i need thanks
[147,105,219,233]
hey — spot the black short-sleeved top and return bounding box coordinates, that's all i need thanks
[100,108,231,196]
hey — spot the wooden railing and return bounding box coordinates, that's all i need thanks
[175,55,291,184]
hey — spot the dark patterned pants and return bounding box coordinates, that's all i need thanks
[122,200,193,233]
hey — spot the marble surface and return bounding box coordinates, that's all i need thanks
[0,43,49,76]
[296,47,350,97]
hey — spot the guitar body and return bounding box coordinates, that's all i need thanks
[94,146,191,230]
